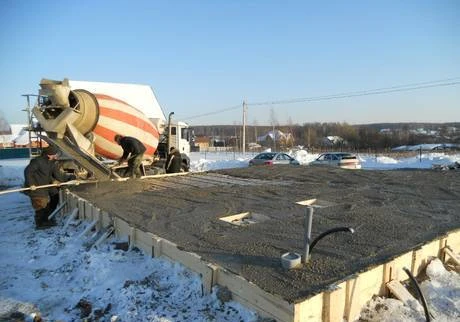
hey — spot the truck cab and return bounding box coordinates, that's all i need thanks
[155,121,194,172]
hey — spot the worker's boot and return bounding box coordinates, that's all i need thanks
[35,209,56,230]
[34,212,44,229]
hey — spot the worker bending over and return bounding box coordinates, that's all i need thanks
[166,146,182,173]
[114,134,146,178]
[24,146,75,229]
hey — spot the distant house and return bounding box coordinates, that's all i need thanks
[0,124,34,148]
[321,136,346,146]
[0,117,12,148]
[257,130,294,147]
[248,142,262,150]
[379,128,392,135]
[194,136,210,151]
[211,137,226,147]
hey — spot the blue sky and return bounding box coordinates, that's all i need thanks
[0,0,459,126]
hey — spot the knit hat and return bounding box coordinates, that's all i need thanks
[43,146,58,155]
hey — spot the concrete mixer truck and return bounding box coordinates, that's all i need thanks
[31,78,192,180]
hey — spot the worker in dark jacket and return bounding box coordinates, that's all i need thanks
[114,134,146,178]
[165,147,182,173]
[24,146,74,229]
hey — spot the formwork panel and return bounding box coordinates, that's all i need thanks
[344,265,384,322]
[412,239,441,276]
[77,198,85,219]
[84,202,93,220]
[386,252,414,283]
[294,293,323,322]
[159,238,215,294]
[113,216,131,239]
[322,282,347,322]
[134,229,155,257]
[447,229,460,250]
[216,268,294,322]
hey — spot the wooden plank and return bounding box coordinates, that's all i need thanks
[160,239,215,294]
[322,282,346,322]
[78,198,85,220]
[128,227,136,251]
[447,230,460,250]
[114,217,131,239]
[411,240,439,276]
[344,265,384,322]
[216,268,293,322]
[151,235,163,258]
[386,280,416,306]
[294,293,323,322]
[64,208,79,229]
[133,230,155,257]
[92,207,101,231]
[85,202,93,220]
[219,212,250,223]
[443,247,460,266]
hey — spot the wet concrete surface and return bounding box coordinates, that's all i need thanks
[71,166,460,303]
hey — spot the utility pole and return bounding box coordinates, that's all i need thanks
[242,101,247,154]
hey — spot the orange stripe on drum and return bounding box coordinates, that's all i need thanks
[98,106,159,138]
[94,94,145,115]
[95,145,120,160]
[93,125,156,156]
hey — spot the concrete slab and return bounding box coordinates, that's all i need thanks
[71,166,460,303]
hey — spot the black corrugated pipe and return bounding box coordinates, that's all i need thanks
[309,227,355,254]
[403,267,431,322]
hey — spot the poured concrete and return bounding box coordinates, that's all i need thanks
[71,166,460,303]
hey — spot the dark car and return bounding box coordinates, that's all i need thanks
[249,152,300,166]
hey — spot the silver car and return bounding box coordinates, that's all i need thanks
[310,152,361,169]
[249,152,300,166]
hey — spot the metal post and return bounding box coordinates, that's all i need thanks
[167,112,174,152]
[242,101,247,155]
[303,206,314,264]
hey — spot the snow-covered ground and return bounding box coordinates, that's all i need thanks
[189,149,460,171]
[1,150,459,321]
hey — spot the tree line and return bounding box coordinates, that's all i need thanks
[192,122,460,151]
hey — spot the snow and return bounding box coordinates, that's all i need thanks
[1,150,459,321]
[0,186,256,321]
[359,258,460,322]
[188,150,460,171]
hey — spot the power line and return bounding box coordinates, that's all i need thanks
[248,78,460,106]
[182,104,241,121]
[180,77,460,121]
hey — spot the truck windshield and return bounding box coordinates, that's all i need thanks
[181,128,190,141]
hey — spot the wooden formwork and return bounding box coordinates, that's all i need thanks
[61,190,460,322]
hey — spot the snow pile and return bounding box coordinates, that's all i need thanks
[0,191,257,321]
[357,258,460,322]
[291,149,318,165]
[190,158,248,172]
[359,153,460,170]
[422,258,460,319]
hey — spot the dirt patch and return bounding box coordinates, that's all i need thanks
[71,166,460,303]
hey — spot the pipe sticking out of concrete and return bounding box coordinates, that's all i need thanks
[302,206,314,264]
[309,227,355,254]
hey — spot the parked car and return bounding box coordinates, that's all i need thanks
[310,152,361,169]
[249,152,300,166]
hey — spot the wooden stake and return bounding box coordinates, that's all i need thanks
[48,201,67,220]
